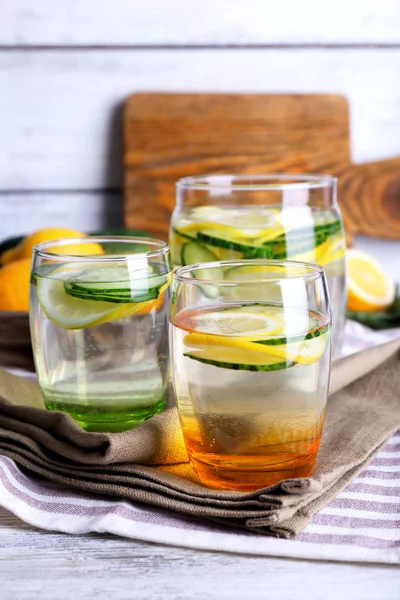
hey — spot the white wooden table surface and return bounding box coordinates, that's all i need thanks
[1,506,400,600]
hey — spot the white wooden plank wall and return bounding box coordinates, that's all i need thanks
[1,0,400,240]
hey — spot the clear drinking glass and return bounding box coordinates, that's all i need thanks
[170,174,346,357]
[30,237,171,432]
[170,259,331,491]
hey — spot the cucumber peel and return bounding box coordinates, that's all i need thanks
[196,231,273,259]
[254,323,330,346]
[181,305,330,370]
[184,346,293,372]
[63,263,169,304]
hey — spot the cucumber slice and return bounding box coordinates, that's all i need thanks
[184,329,329,368]
[269,233,329,260]
[181,240,219,267]
[181,241,223,299]
[36,266,140,330]
[252,330,330,365]
[314,219,342,236]
[256,220,340,249]
[271,220,341,244]
[196,231,272,259]
[64,287,160,304]
[184,346,293,372]
[287,332,330,365]
[171,226,197,242]
[255,323,330,346]
[63,263,169,304]
[65,272,166,295]
[184,301,329,348]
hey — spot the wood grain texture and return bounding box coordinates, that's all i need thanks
[3,0,400,45]
[337,157,400,240]
[124,93,350,238]
[124,92,400,241]
[1,507,400,600]
[1,49,400,191]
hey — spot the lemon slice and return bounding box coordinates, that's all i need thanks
[179,207,282,240]
[184,330,329,366]
[190,308,284,338]
[283,334,330,365]
[224,207,281,239]
[38,277,128,329]
[255,222,287,244]
[319,235,346,266]
[255,208,314,244]
[347,249,395,312]
[191,206,228,221]
[182,305,329,367]
[177,221,247,240]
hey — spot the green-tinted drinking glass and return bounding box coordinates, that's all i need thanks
[30,237,171,432]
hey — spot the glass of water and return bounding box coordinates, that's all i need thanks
[30,237,171,432]
[170,259,331,491]
[170,174,346,357]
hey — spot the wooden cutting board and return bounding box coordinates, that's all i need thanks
[124,93,400,242]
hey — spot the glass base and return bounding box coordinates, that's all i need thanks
[189,451,318,491]
[44,396,166,433]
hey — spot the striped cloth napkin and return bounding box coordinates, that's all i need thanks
[0,322,399,564]
[1,428,398,564]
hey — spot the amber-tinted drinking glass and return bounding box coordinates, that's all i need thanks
[170,259,331,491]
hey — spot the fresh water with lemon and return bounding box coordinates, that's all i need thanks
[30,260,170,432]
[171,302,331,490]
[170,205,346,354]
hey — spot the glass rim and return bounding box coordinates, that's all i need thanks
[33,236,169,262]
[176,173,337,192]
[173,259,325,286]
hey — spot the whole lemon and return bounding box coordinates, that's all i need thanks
[47,240,104,256]
[1,227,90,265]
[0,259,32,312]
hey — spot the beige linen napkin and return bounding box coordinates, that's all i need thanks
[0,337,399,538]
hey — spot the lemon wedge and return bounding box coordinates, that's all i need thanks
[347,249,395,312]
[48,241,104,256]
